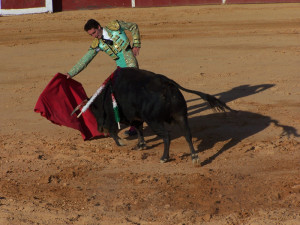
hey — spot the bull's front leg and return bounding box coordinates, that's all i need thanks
[110,132,126,146]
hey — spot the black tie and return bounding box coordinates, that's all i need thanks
[103,39,113,45]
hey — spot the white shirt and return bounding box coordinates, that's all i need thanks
[102,28,112,41]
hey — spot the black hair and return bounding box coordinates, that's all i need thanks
[84,19,101,31]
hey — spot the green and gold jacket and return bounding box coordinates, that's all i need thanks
[68,20,141,77]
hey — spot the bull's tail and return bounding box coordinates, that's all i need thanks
[159,75,234,112]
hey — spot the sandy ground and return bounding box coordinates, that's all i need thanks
[1,3,300,225]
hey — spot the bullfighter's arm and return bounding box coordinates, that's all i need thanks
[118,20,141,48]
[68,48,98,78]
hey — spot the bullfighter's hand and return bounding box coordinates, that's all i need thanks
[66,73,72,79]
[132,47,140,57]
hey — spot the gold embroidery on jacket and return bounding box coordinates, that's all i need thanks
[100,40,118,60]
[91,38,99,49]
[106,20,120,31]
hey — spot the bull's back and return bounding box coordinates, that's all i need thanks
[113,68,187,122]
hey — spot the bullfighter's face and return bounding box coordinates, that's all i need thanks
[87,25,102,39]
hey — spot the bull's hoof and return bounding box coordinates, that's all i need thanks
[192,158,201,167]
[139,143,148,150]
[191,154,201,167]
[132,142,147,151]
[160,158,169,163]
[118,139,126,146]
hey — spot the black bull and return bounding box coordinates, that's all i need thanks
[87,68,233,165]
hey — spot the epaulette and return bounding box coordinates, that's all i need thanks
[106,20,120,31]
[91,38,99,49]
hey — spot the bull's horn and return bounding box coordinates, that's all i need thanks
[70,99,88,116]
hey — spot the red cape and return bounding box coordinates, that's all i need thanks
[34,73,104,140]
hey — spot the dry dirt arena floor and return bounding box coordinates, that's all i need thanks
[0,3,300,225]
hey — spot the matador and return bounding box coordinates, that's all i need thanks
[67,19,141,78]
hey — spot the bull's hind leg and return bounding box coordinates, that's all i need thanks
[176,115,200,166]
[147,121,170,163]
